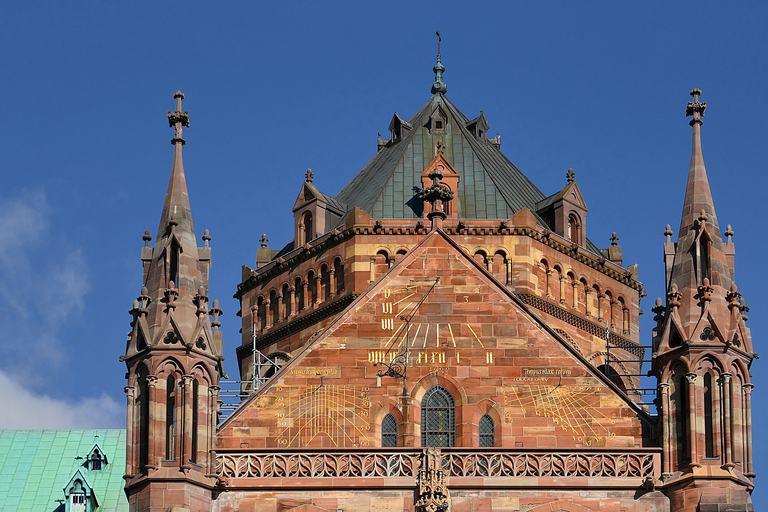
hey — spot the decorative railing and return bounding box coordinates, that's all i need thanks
[215,449,657,480]
[216,450,419,478]
[444,451,654,478]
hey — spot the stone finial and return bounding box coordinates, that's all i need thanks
[195,286,209,317]
[305,168,314,183]
[167,90,190,145]
[698,209,708,224]
[726,283,742,311]
[725,224,734,242]
[697,277,714,303]
[663,224,673,242]
[210,299,223,332]
[259,234,269,248]
[668,283,682,310]
[142,229,152,246]
[566,168,575,184]
[431,31,447,95]
[739,297,750,321]
[686,88,706,126]
[202,229,211,246]
[436,139,444,155]
[610,232,619,246]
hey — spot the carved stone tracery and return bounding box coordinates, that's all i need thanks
[415,448,449,512]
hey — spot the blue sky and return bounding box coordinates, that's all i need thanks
[0,1,765,505]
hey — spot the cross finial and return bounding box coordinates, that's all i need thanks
[167,90,190,145]
[259,234,269,248]
[610,232,619,246]
[686,88,706,126]
[305,168,314,183]
[566,168,575,184]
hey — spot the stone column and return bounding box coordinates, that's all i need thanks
[686,373,699,465]
[559,275,566,304]
[659,383,671,475]
[622,307,630,334]
[289,286,296,317]
[302,281,309,310]
[208,385,220,474]
[571,281,579,309]
[315,274,322,304]
[584,288,592,318]
[146,375,159,469]
[277,293,284,321]
[329,269,336,299]
[609,300,617,329]
[545,269,553,299]
[125,385,136,476]
[265,299,273,329]
[597,293,605,322]
[743,383,754,476]
[721,373,733,466]
[181,375,194,468]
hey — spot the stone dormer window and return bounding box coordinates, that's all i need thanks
[430,106,447,135]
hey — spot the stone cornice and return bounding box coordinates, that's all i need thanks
[235,220,644,299]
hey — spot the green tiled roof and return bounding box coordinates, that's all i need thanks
[0,429,127,512]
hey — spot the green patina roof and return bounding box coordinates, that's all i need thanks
[0,429,127,512]
[334,92,601,254]
[335,93,535,221]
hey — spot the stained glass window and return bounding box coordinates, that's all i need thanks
[421,386,455,447]
[479,414,494,447]
[382,413,398,447]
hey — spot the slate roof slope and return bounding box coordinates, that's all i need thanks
[334,92,602,254]
[0,429,127,512]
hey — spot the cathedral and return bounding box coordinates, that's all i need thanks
[120,48,756,512]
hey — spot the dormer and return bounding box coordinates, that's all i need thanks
[292,169,347,246]
[465,111,489,140]
[535,168,588,247]
[429,105,447,135]
[421,140,460,220]
[63,470,96,512]
[389,112,412,143]
[85,443,107,471]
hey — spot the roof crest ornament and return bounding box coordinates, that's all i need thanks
[431,31,447,95]
[305,168,314,183]
[167,90,190,145]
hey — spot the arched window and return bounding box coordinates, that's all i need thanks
[165,376,176,460]
[300,211,313,245]
[479,414,494,447]
[421,386,455,447]
[137,369,149,470]
[334,258,345,295]
[704,373,715,458]
[191,379,199,463]
[382,413,398,447]
[568,213,582,244]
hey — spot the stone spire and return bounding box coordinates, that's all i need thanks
[431,31,447,95]
[679,88,718,238]
[158,91,194,244]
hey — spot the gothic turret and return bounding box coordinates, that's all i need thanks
[122,91,223,512]
[652,90,754,511]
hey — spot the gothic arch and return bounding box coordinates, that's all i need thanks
[155,357,184,377]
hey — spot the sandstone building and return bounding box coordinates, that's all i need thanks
[121,51,756,512]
